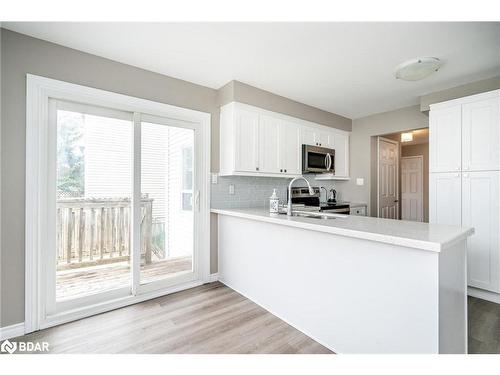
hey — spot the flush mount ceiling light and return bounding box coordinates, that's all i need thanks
[401,132,413,142]
[395,57,442,81]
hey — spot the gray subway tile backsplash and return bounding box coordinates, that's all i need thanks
[211,175,347,209]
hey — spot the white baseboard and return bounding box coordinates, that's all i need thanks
[468,286,500,304]
[0,323,25,341]
[206,273,219,283]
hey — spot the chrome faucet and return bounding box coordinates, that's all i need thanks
[287,176,315,216]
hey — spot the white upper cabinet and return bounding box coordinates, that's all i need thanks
[220,102,350,178]
[300,127,331,148]
[258,114,281,174]
[462,171,500,293]
[429,105,462,172]
[234,108,259,173]
[280,120,301,175]
[462,97,500,171]
[330,132,349,178]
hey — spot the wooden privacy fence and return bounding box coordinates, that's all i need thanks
[56,196,153,270]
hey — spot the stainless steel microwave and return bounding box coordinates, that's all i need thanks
[302,145,335,174]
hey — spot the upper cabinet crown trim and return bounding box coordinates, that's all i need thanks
[429,89,500,110]
[222,101,351,136]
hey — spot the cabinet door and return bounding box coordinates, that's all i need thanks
[462,97,500,171]
[429,106,462,172]
[330,132,349,177]
[258,115,281,174]
[234,109,259,172]
[462,171,500,292]
[315,131,330,148]
[429,172,461,226]
[301,127,317,146]
[280,120,301,175]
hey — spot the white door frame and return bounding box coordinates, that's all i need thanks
[377,136,399,219]
[25,74,211,333]
[401,155,424,222]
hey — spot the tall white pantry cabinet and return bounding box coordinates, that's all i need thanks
[429,89,500,298]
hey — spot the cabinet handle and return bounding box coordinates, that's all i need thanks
[284,169,287,173]
[256,167,259,171]
[280,169,283,172]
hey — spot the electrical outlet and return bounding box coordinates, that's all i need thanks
[211,173,218,184]
[356,178,364,186]
[229,184,235,195]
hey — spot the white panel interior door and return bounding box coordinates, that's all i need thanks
[429,172,461,226]
[258,115,281,173]
[462,171,500,292]
[234,110,259,172]
[429,106,462,172]
[401,156,424,222]
[378,138,399,219]
[280,120,301,175]
[462,97,500,172]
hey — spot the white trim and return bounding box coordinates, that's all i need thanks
[207,273,219,283]
[41,279,204,330]
[401,155,424,222]
[468,286,500,305]
[25,74,211,333]
[429,88,500,110]
[0,323,25,341]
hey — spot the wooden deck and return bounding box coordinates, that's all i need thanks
[57,256,192,301]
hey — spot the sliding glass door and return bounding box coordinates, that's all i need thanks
[45,100,202,318]
[140,116,196,288]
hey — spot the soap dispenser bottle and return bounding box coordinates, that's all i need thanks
[269,189,280,214]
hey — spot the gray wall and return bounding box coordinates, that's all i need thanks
[420,75,500,111]
[401,143,429,223]
[344,105,429,216]
[218,80,352,132]
[0,29,350,328]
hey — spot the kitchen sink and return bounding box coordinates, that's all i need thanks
[291,211,342,220]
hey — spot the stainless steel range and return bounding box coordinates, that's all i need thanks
[289,187,350,214]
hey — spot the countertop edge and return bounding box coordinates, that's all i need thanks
[211,208,474,253]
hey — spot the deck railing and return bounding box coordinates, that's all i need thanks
[56,196,153,270]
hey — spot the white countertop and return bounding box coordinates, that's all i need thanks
[211,207,474,252]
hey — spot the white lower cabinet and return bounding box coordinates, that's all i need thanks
[462,171,500,293]
[429,172,462,227]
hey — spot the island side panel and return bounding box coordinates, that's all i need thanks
[438,239,468,354]
[218,214,440,353]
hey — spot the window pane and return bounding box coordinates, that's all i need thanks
[141,121,194,285]
[56,108,132,301]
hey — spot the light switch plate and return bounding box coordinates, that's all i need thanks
[356,178,364,186]
[229,184,235,195]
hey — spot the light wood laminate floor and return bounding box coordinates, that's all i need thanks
[7,286,499,354]
[9,282,332,354]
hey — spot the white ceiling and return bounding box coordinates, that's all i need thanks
[4,22,500,119]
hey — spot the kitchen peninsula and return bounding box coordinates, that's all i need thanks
[212,208,474,353]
